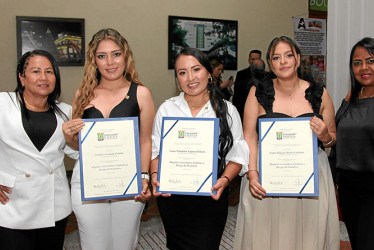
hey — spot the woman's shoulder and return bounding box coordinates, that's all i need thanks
[224,99,236,112]
[136,84,152,97]
[156,94,183,112]
[0,92,17,105]
[56,101,72,112]
[255,76,275,113]
[0,91,15,98]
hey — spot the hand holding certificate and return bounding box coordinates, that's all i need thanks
[258,117,319,197]
[79,118,142,201]
[157,117,219,196]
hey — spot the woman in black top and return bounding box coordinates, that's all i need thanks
[63,28,155,250]
[0,50,77,250]
[335,37,374,250]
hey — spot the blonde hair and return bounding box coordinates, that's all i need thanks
[73,28,140,118]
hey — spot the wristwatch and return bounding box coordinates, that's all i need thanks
[141,172,149,181]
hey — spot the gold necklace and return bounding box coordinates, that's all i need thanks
[188,101,208,110]
[23,97,50,112]
[360,87,374,98]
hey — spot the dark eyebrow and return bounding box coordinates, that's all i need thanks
[353,56,374,61]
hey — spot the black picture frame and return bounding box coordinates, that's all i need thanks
[168,15,238,70]
[17,16,85,66]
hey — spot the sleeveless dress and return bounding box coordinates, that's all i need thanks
[233,81,340,250]
[71,82,145,250]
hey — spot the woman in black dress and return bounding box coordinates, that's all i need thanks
[335,37,374,250]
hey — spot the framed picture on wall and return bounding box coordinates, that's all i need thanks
[16,16,85,66]
[168,15,238,70]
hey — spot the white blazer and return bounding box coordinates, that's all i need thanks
[0,92,78,229]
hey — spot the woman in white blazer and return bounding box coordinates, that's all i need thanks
[0,50,78,249]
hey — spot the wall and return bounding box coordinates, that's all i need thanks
[0,0,308,109]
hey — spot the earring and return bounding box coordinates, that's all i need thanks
[208,77,212,84]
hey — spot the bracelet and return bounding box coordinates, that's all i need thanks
[220,175,230,184]
[141,172,149,181]
[247,169,258,174]
[323,137,334,147]
[151,171,158,176]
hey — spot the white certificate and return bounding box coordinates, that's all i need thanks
[157,117,219,196]
[79,118,142,201]
[259,117,319,197]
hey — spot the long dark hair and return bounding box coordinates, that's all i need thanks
[16,50,68,121]
[175,48,233,174]
[349,37,374,103]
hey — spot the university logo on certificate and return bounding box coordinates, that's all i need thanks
[157,117,219,196]
[79,117,142,201]
[258,117,319,197]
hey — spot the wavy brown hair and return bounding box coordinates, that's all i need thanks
[73,28,140,118]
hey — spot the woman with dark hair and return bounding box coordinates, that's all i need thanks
[335,37,374,250]
[0,50,78,249]
[234,36,339,249]
[150,47,248,249]
[210,58,234,101]
[63,28,155,250]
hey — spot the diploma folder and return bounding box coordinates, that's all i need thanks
[79,117,142,201]
[157,117,219,196]
[258,117,319,197]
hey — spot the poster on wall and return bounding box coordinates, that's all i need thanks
[168,16,238,70]
[17,16,85,66]
[293,17,326,85]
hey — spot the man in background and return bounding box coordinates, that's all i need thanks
[232,50,263,121]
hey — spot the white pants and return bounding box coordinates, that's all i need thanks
[71,182,144,250]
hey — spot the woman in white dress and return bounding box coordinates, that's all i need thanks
[234,36,340,250]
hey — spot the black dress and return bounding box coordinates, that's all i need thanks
[82,82,139,119]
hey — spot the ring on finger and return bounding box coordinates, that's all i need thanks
[70,127,74,132]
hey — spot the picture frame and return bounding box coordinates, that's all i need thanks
[168,15,238,70]
[17,16,85,66]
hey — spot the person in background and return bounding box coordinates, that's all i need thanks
[63,28,155,250]
[233,49,262,121]
[234,36,339,250]
[335,37,374,250]
[247,58,266,88]
[0,50,78,249]
[151,48,248,249]
[210,58,234,101]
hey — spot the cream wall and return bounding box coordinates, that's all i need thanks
[0,0,307,108]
